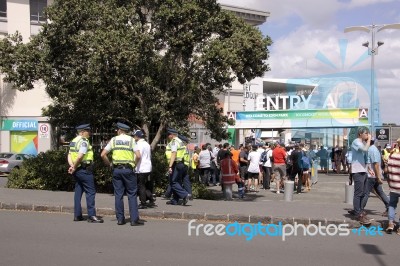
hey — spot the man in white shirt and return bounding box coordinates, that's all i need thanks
[261,144,273,190]
[247,145,261,192]
[133,130,155,209]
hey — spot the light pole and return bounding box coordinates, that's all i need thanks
[344,23,400,137]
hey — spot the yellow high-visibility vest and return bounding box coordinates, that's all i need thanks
[110,135,136,167]
[69,136,94,166]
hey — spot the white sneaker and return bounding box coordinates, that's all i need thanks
[276,191,280,194]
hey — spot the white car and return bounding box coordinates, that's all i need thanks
[0,153,32,174]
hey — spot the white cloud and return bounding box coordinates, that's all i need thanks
[219,0,400,124]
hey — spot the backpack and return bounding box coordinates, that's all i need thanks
[286,154,292,166]
[260,150,268,163]
[301,152,311,169]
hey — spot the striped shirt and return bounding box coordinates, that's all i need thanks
[388,152,400,194]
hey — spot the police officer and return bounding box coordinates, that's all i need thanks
[165,128,189,205]
[179,134,193,200]
[100,122,144,226]
[67,124,103,223]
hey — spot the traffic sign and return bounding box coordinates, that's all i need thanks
[39,123,50,139]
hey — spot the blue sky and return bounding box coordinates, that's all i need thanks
[219,0,400,125]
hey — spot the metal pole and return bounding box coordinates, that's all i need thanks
[345,23,400,135]
[370,25,375,137]
[227,89,231,113]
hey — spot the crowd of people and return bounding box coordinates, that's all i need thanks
[191,141,322,200]
[67,122,400,234]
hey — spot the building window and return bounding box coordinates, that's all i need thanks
[0,0,6,18]
[30,0,47,23]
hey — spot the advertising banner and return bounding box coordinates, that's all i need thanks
[1,119,38,131]
[10,131,38,155]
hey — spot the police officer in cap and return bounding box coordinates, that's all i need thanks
[165,128,190,205]
[101,122,144,226]
[67,124,103,223]
[179,134,193,200]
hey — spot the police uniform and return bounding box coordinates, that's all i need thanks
[68,124,103,223]
[101,122,144,226]
[165,129,189,205]
[179,134,193,197]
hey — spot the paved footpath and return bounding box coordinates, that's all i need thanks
[0,173,390,228]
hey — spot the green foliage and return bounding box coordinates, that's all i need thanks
[0,0,271,147]
[6,148,216,199]
[152,148,169,195]
[191,182,216,200]
[7,150,73,190]
[6,150,112,192]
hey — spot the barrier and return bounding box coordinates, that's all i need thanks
[345,182,354,204]
[284,181,294,202]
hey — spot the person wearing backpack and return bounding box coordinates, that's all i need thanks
[300,144,312,191]
[260,144,272,190]
[289,144,303,194]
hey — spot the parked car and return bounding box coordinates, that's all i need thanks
[0,153,33,174]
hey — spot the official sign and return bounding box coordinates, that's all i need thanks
[1,119,38,131]
[190,132,197,140]
[376,128,389,141]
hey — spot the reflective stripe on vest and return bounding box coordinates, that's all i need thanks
[165,137,185,162]
[69,136,94,166]
[183,147,190,166]
[110,135,135,167]
[222,159,236,178]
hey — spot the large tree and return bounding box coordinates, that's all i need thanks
[0,0,271,149]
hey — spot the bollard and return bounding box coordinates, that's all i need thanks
[224,184,233,201]
[284,181,294,202]
[345,182,354,204]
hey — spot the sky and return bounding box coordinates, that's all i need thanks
[219,0,400,125]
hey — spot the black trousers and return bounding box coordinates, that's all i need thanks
[137,172,154,204]
[290,168,303,193]
[262,166,271,189]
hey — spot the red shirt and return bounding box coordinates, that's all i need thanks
[272,146,286,164]
[220,158,239,184]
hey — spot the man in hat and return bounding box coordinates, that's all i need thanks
[178,134,193,199]
[133,130,155,209]
[165,128,190,205]
[101,122,144,226]
[67,124,103,223]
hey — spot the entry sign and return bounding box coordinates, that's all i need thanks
[376,128,389,141]
[39,123,50,139]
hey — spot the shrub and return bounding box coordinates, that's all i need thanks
[7,147,216,199]
[7,150,73,191]
[7,150,112,192]
[152,148,169,196]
